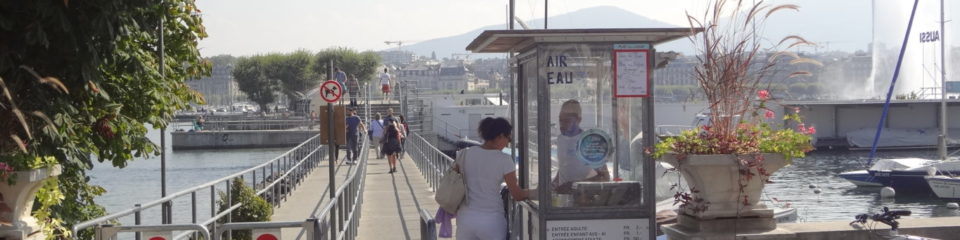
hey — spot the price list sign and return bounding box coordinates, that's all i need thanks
[612,49,651,98]
[546,219,649,240]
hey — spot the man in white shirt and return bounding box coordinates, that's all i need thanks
[379,68,392,102]
[553,100,610,194]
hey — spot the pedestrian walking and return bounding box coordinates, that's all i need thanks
[382,123,403,173]
[347,74,360,107]
[369,113,386,159]
[345,109,365,164]
[379,68,392,102]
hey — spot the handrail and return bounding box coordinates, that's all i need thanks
[74,133,326,238]
[404,132,452,240]
[96,224,210,240]
[298,132,370,240]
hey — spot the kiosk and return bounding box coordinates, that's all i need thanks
[466,28,700,240]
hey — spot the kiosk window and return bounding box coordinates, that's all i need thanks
[540,44,647,208]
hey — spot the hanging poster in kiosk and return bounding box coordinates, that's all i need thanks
[613,48,651,98]
[546,218,649,240]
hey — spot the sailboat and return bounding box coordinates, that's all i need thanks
[840,0,955,194]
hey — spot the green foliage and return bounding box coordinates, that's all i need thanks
[0,0,207,238]
[216,178,272,240]
[234,56,279,113]
[267,50,317,104]
[313,47,382,84]
[233,48,381,112]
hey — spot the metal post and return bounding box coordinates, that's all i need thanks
[328,60,339,240]
[939,0,948,161]
[158,0,171,225]
[191,192,198,239]
[226,179,233,240]
[134,204,141,240]
[544,0,548,29]
[644,48,659,240]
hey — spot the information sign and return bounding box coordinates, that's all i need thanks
[546,218,649,240]
[613,49,651,97]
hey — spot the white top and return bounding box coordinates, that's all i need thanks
[379,72,392,85]
[369,120,385,137]
[458,147,516,214]
[556,134,594,185]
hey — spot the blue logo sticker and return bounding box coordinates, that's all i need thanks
[577,129,612,168]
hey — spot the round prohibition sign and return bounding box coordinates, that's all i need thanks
[320,80,343,103]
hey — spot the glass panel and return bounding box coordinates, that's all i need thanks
[522,55,540,193]
[540,43,645,209]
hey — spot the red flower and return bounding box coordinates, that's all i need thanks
[764,110,775,119]
[757,90,770,100]
[806,126,817,135]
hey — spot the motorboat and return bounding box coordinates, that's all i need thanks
[838,158,933,187]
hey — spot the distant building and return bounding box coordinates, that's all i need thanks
[397,62,441,90]
[188,57,240,106]
[378,50,417,66]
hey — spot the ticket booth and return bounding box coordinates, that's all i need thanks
[466,28,699,240]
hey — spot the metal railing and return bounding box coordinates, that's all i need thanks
[216,219,320,240]
[404,133,454,240]
[406,133,456,191]
[74,134,328,240]
[94,224,210,240]
[198,119,313,131]
[307,135,370,240]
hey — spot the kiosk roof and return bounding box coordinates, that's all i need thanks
[466,28,702,53]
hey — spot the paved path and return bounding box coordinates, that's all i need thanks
[356,152,453,240]
[270,148,354,239]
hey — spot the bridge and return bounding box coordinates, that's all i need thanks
[74,84,456,240]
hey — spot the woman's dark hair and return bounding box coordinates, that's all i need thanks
[478,117,512,141]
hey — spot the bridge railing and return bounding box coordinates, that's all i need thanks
[406,133,456,191]
[306,134,370,240]
[404,133,455,240]
[74,133,327,240]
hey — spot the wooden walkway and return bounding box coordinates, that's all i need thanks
[355,153,452,240]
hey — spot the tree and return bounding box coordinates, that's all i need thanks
[217,178,271,240]
[234,56,279,113]
[313,47,382,85]
[266,51,316,107]
[0,0,206,238]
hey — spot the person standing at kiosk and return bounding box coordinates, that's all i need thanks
[553,100,610,194]
[453,117,529,240]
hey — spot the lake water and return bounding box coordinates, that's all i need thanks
[88,127,288,226]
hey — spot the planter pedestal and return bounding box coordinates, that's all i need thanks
[658,154,787,240]
[0,166,62,240]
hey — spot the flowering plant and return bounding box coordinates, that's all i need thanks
[652,0,820,213]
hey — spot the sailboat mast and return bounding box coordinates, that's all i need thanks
[940,0,948,160]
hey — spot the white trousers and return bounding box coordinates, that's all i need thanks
[456,210,506,240]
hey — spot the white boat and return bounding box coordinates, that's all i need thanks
[838,158,933,187]
[925,175,960,199]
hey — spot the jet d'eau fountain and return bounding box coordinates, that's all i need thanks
[859,0,956,100]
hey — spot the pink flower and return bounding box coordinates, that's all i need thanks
[793,107,801,113]
[757,90,770,100]
[806,126,817,135]
[764,110,775,119]
[796,123,805,132]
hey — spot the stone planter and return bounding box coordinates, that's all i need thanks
[659,153,788,239]
[0,165,62,240]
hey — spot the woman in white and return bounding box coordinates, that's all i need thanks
[453,117,529,240]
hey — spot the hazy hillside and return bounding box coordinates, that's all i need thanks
[398,1,874,59]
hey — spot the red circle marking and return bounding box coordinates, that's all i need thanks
[320,80,343,103]
[257,234,278,240]
[149,237,166,240]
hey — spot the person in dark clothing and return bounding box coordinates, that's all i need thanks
[382,124,403,173]
[345,109,365,164]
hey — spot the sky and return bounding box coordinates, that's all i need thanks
[195,0,706,57]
